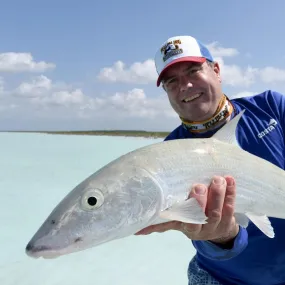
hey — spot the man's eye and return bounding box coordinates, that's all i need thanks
[168,78,179,84]
[188,68,199,74]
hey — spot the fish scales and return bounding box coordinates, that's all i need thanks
[25,110,285,258]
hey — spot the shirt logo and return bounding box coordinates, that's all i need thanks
[257,119,278,139]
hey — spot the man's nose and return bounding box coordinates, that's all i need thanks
[179,76,193,92]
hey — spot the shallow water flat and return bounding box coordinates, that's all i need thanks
[0,133,196,285]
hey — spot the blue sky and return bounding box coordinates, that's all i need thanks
[1,0,285,131]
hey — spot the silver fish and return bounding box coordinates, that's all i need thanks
[26,110,285,259]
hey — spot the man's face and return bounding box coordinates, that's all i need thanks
[161,61,223,122]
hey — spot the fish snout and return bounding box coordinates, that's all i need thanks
[25,242,53,258]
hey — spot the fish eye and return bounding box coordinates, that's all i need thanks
[81,189,104,211]
[88,196,97,206]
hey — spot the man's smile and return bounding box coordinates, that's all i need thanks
[182,92,203,103]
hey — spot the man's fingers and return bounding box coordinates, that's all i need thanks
[203,176,227,233]
[223,176,236,215]
[217,176,237,232]
[188,183,208,211]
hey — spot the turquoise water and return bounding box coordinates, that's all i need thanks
[0,133,196,285]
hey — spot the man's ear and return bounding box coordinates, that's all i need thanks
[213,61,222,83]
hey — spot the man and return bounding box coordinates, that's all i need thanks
[136,35,285,284]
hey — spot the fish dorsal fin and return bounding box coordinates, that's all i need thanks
[212,109,245,146]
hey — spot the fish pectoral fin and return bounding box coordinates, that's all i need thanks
[246,212,275,238]
[159,198,208,224]
[234,212,250,228]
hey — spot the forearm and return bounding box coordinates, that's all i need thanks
[192,226,248,260]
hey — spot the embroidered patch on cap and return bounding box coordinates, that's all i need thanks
[160,39,183,62]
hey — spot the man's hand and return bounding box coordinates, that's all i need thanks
[135,176,239,248]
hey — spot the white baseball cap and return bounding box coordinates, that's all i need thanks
[154,35,214,87]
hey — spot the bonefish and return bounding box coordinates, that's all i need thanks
[26,110,285,259]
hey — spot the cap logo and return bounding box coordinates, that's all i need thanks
[160,39,183,62]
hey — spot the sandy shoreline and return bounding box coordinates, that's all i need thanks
[1,130,170,139]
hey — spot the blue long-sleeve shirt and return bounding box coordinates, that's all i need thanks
[164,90,285,285]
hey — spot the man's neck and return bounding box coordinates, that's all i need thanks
[180,94,234,133]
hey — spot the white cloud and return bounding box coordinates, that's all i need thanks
[96,43,242,86]
[97,59,157,84]
[96,41,285,88]
[31,89,86,107]
[6,75,175,122]
[2,40,285,131]
[15,75,52,97]
[0,52,55,73]
[206,42,239,58]
[0,76,4,93]
[258,67,285,83]
[0,73,179,130]
[80,88,176,119]
[96,42,241,85]
[215,57,258,87]
[218,60,285,86]
[15,76,87,108]
[211,44,285,86]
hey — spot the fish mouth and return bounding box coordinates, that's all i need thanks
[25,236,106,259]
[25,242,63,259]
[25,236,85,259]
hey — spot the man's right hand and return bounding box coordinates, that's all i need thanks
[135,176,239,248]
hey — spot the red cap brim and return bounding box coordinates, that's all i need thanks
[156,56,206,87]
